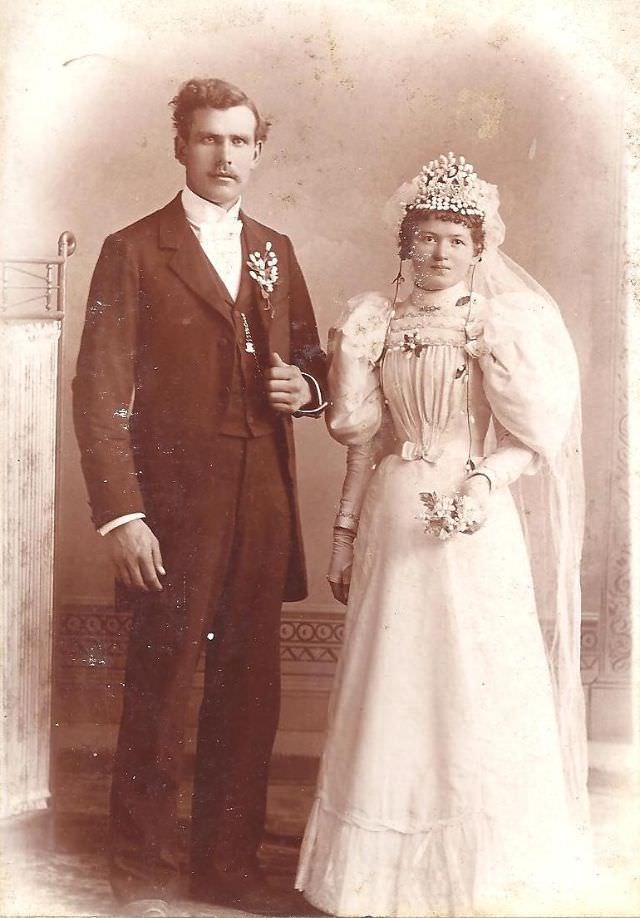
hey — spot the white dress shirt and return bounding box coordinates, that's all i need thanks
[181,185,243,300]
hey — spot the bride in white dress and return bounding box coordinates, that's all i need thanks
[296,154,589,917]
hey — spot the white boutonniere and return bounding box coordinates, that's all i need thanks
[247,242,279,317]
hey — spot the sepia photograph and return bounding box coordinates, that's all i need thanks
[0,0,638,916]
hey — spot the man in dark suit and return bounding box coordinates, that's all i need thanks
[73,77,326,917]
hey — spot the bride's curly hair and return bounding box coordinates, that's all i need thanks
[398,209,485,260]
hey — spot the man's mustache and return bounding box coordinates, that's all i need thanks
[210,169,239,181]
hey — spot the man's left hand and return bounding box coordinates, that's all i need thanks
[266,352,312,414]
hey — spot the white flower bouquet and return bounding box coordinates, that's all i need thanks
[419,490,482,540]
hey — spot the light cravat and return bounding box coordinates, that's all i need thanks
[181,186,243,300]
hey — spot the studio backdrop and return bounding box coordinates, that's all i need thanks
[0,0,632,762]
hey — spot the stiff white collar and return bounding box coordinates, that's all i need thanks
[408,279,470,311]
[181,185,242,229]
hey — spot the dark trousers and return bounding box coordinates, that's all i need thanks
[109,434,292,903]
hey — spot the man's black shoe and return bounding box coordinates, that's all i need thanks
[121,899,170,917]
[190,869,324,917]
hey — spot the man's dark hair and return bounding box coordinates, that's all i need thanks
[170,77,271,143]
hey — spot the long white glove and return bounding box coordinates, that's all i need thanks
[458,422,537,535]
[333,440,379,530]
[327,527,356,605]
[471,421,538,491]
[327,439,379,605]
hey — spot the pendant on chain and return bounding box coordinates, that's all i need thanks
[240,312,257,356]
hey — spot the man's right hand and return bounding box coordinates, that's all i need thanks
[105,519,165,591]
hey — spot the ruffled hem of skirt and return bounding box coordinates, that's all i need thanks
[295,797,585,918]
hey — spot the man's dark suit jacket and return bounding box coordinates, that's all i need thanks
[73,194,326,602]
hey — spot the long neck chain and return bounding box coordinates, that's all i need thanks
[463,274,476,472]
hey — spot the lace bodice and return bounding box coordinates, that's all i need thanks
[381,308,489,464]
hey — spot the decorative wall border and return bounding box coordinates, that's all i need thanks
[54,604,609,744]
[602,118,632,681]
[603,312,632,678]
[55,604,598,677]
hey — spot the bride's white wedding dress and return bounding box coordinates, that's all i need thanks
[296,282,588,917]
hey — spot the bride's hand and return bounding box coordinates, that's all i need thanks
[328,527,355,605]
[459,474,492,534]
[329,567,352,605]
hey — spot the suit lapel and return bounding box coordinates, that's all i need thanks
[159,194,235,324]
[236,233,257,311]
[240,211,287,336]
[240,213,283,339]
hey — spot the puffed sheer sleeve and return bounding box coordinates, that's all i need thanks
[334,408,396,531]
[326,291,393,445]
[472,292,580,477]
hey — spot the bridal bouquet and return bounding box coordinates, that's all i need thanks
[419,490,482,540]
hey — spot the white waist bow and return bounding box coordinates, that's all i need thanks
[398,440,443,463]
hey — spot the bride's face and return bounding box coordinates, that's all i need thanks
[409,216,479,290]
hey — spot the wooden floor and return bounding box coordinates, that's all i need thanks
[0,750,638,918]
[0,750,317,918]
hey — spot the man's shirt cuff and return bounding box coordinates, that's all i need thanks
[99,512,146,536]
[294,373,328,417]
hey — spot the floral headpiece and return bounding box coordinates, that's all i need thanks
[383,154,505,251]
[407,152,485,219]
